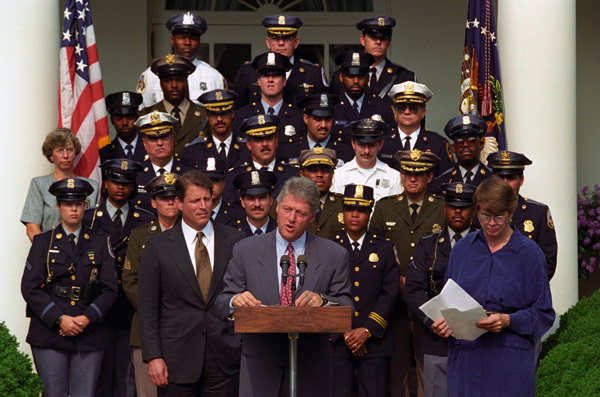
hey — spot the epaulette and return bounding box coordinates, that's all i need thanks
[132,206,155,217]
[235,136,247,143]
[438,166,455,178]
[85,205,99,212]
[333,233,345,244]
[523,197,547,207]
[380,194,401,202]
[329,192,344,200]
[185,135,209,147]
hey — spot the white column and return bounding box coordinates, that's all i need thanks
[0,2,59,350]
[498,1,577,317]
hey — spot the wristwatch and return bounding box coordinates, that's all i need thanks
[55,315,64,326]
[319,293,328,306]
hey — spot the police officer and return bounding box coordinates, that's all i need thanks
[330,184,400,397]
[404,182,477,397]
[233,14,329,109]
[332,118,402,202]
[83,159,154,397]
[231,169,278,237]
[122,173,180,397]
[136,12,226,108]
[379,82,454,177]
[21,178,118,396]
[330,16,416,101]
[133,111,193,215]
[369,149,446,397]
[223,114,299,209]
[182,89,250,169]
[140,54,207,155]
[196,157,240,226]
[101,91,147,163]
[429,114,492,194]
[487,151,557,279]
[332,51,396,143]
[232,52,306,151]
[278,93,354,164]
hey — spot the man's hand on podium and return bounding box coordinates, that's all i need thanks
[295,290,323,307]
[232,291,262,307]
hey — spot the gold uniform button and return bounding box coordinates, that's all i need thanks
[410,242,416,247]
[355,311,359,317]
[355,266,360,272]
[354,281,359,287]
[354,296,360,302]
[71,275,76,281]
[70,301,75,306]
[410,256,414,261]
[410,230,414,234]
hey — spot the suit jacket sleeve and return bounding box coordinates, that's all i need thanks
[216,241,247,322]
[138,236,163,362]
[324,249,353,307]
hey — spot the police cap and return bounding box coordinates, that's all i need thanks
[350,117,388,143]
[145,173,179,197]
[198,89,238,114]
[298,93,339,117]
[394,149,440,173]
[343,184,375,208]
[106,91,143,115]
[49,177,94,202]
[388,82,433,104]
[166,12,207,36]
[151,54,196,78]
[440,182,476,207]
[240,114,280,138]
[233,169,278,196]
[487,150,532,175]
[299,147,337,169]
[135,110,177,138]
[356,16,396,38]
[197,157,227,179]
[252,52,292,75]
[262,14,303,36]
[444,114,487,139]
[101,159,143,183]
[335,51,375,75]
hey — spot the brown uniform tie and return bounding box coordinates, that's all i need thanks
[195,232,212,301]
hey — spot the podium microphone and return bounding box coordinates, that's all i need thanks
[280,255,290,284]
[297,255,308,287]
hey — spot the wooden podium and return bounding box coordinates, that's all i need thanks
[235,306,351,397]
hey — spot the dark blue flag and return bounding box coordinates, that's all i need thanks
[460,0,506,153]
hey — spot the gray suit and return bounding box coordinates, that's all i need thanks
[216,230,353,397]
[138,222,245,385]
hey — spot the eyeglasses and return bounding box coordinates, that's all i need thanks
[478,213,508,224]
[454,136,479,146]
[394,104,420,114]
[54,147,75,156]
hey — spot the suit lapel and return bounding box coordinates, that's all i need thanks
[166,224,204,301]
[396,194,413,227]
[413,194,436,230]
[256,232,281,306]
[438,229,452,259]
[299,233,322,296]
[317,195,337,228]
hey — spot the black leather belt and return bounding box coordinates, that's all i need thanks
[48,285,81,301]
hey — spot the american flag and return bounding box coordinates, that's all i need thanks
[58,0,109,182]
[460,0,506,156]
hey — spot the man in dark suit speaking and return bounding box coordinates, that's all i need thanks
[138,170,245,396]
[217,177,353,397]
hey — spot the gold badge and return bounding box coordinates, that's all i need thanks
[338,213,344,224]
[216,91,223,101]
[121,160,128,170]
[439,237,445,243]
[165,53,176,65]
[277,166,283,171]
[369,253,379,262]
[456,184,463,193]
[97,211,103,217]
[207,142,213,148]
[278,15,286,25]
[67,178,75,189]
[432,223,442,233]
[329,195,335,202]
[404,81,415,95]
[258,115,265,125]
[313,146,323,154]
[84,233,90,240]
[133,212,140,218]
[500,150,511,164]
[355,185,364,199]
[150,110,161,125]
[377,17,385,26]
[123,258,131,270]
[410,148,421,161]
[234,144,239,150]
[165,173,176,185]
[523,220,534,233]
[428,196,435,202]
[387,67,393,73]
[56,233,63,240]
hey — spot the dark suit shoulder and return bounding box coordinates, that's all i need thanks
[214,222,246,242]
[131,206,156,220]
[522,196,549,208]
[185,135,209,147]
[422,129,449,142]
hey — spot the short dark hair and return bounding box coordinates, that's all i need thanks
[473,178,518,214]
[176,170,213,199]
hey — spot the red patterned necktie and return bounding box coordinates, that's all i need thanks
[280,243,296,306]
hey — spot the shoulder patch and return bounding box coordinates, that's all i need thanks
[136,74,146,94]
[547,209,555,229]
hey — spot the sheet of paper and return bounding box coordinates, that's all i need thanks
[419,278,488,341]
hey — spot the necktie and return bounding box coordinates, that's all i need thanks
[267,107,275,115]
[410,203,420,223]
[352,101,360,117]
[452,233,463,247]
[280,243,296,306]
[352,241,360,258]
[113,208,123,234]
[314,143,322,148]
[464,170,473,184]
[369,67,378,88]
[158,168,166,175]
[403,136,412,151]
[195,232,212,301]
[172,107,182,135]
[254,228,263,236]
[218,142,227,160]
[125,144,134,160]
[261,166,269,171]
[68,233,76,252]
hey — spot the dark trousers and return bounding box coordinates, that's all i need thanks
[157,344,239,397]
[331,355,390,397]
[96,326,135,396]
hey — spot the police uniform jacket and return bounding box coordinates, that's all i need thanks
[404,226,478,357]
[136,58,226,108]
[277,135,354,164]
[222,161,299,211]
[99,136,147,164]
[213,200,241,228]
[332,94,395,144]
[330,232,400,358]
[134,156,193,215]
[232,216,278,237]
[233,57,329,109]
[83,201,155,328]
[181,133,250,170]
[513,195,557,280]
[21,225,118,352]
[379,128,454,177]
[307,192,344,239]
[122,220,164,347]
[428,163,491,195]
[140,101,207,156]
[329,58,416,101]
[232,100,307,146]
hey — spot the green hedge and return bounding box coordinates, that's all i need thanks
[537,290,600,396]
[0,321,42,396]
